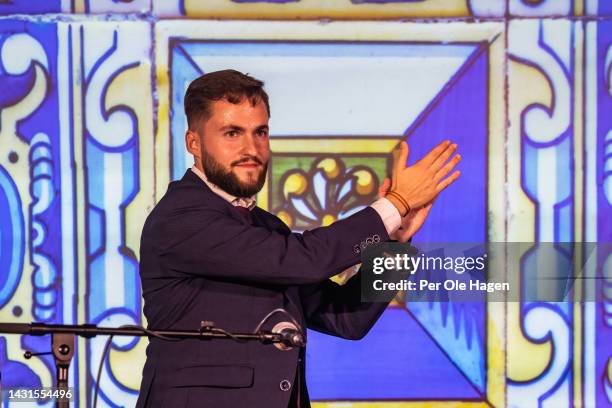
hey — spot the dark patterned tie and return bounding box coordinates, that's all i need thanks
[234,206,252,224]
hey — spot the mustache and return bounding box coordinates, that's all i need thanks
[231,156,264,166]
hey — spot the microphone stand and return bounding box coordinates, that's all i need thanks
[0,322,304,408]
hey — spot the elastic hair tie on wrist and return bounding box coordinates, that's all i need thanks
[393,191,412,216]
[386,190,411,217]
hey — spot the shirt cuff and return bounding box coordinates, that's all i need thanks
[370,197,401,236]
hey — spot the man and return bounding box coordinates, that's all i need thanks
[136,70,460,407]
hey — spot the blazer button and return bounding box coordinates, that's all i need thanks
[279,379,292,392]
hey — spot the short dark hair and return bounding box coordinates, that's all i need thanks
[184,69,270,131]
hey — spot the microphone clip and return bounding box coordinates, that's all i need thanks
[271,321,306,351]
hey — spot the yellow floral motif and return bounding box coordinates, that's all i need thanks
[354,169,375,196]
[283,172,308,198]
[277,157,379,230]
[316,158,341,179]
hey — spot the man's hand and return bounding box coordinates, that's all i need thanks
[378,177,433,242]
[386,140,460,214]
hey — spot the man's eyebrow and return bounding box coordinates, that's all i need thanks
[219,124,245,131]
[256,125,269,131]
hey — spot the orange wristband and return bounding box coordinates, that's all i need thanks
[386,190,411,217]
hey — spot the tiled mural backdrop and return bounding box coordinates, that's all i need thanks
[0,1,610,407]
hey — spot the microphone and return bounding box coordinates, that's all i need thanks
[271,321,305,350]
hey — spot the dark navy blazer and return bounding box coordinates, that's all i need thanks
[136,170,392,408]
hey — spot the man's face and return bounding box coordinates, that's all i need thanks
[186,98,270,198]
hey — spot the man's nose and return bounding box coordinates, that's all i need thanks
[240,133,258,156]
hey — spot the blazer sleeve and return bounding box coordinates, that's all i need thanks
[298,270,396,340]
[147,204,388,286]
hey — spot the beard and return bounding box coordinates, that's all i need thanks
[201,152,268,198]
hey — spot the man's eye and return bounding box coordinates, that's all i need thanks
[225,131,238,137]
[257,130,268,137]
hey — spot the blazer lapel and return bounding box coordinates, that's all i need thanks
[180,170,247,225]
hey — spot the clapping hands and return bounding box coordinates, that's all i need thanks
[381,140,461,242]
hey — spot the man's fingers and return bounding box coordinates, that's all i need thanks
[396,229,412,243]
[430,143,457,171]
[419,140,450,167]
[434,153,461,182]
[436,170,461,193]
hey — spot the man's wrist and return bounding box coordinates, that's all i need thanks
[385,191,410,217]
[385,194,403,216]
[370,198,402,235]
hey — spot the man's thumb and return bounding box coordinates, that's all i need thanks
[393,141,410,172]
[378,177,391,198]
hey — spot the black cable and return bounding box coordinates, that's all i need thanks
[93,334,113,408]
[92,324,179,408]
[208,327,247,343]
[252,308,303,335]
[119,325,180,342]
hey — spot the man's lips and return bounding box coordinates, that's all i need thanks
[234,162,260,168]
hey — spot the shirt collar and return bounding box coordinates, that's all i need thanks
[191,165,256,210]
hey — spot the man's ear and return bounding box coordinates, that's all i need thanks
[185,129,201,160]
